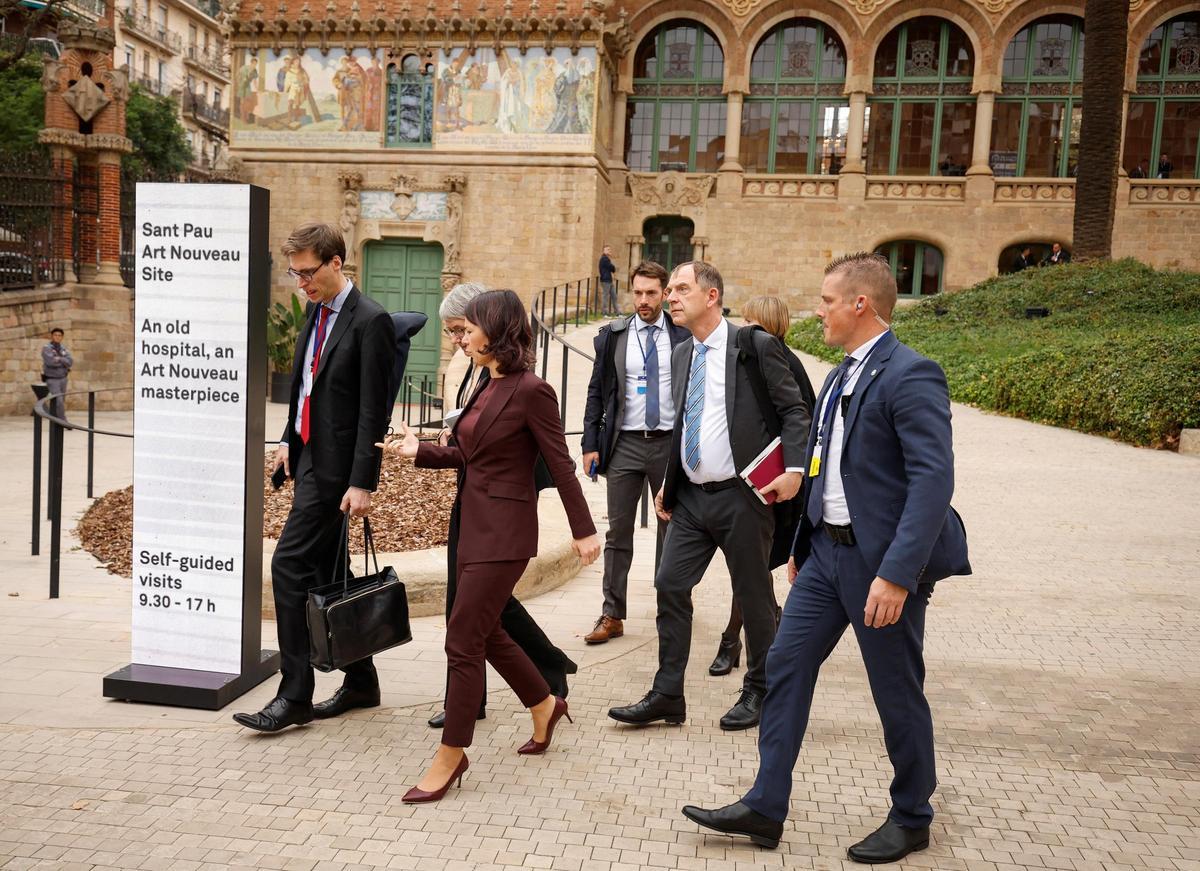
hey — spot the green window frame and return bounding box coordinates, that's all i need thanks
[875,240,944,297]
[1126,12,1200,179]
[866,18,976,177]
[627,21,726,172]
[742,19,848,174]
[385,55,434,148]
[992,16,1085,177]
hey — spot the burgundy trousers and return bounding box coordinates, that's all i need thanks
[442,558,551,747]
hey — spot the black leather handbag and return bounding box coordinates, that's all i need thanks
[307,516,412,672]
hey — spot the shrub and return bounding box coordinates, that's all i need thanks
[787,259,1200,448]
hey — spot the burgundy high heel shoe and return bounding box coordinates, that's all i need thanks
[518,696,573,755]
[402,753,469,803]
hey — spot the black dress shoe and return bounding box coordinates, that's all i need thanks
[427,706,487,729]
[232,696,314,733]
[847,819,930,864]
[719,689,762,731]
[312,685,381,719]
[708,637,742,676]
[681,801,783,849]
[608,691,685,725]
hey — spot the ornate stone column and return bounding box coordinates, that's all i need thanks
[968,91,997,175]
[609,89,629,168]
[843,91,868,174]
[719,89,745,175]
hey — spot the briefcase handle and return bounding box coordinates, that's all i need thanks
[331,513,383,596]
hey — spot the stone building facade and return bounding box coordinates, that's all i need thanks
[223,0,1200,384]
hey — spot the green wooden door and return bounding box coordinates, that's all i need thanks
[361,240,444,385]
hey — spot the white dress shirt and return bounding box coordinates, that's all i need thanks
[819,329,890,524]
[683,318,738,484]
[621,312,675,432]
[292,279,353,435]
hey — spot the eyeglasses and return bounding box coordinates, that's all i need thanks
[286,259,329,282]
[442,326,466,340]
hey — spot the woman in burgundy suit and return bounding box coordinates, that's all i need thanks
[382,289,600,803]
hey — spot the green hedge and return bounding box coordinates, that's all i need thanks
[786,259,1200,448]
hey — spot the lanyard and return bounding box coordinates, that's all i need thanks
[815,346,875,447]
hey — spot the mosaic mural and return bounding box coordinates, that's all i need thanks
[433,46,596,151]
[232,47,386,149]
[358,190,448,222]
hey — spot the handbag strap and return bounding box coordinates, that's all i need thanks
[362,515,381,576]
[332,512,351,594]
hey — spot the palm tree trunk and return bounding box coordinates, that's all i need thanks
[1072,0,1131,261]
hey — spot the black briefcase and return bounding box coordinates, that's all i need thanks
[307,516,412,672]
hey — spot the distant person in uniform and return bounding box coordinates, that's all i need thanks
[1157,155,1173,179]
[1129,162,1146,179]
[1012,247,1035,273]
[41,328,73,421]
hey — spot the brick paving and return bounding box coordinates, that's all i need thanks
[1,323,1199,870]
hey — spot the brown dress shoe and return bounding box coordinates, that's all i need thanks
[584,615,624,644]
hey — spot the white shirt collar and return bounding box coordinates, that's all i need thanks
[693,317,728,352]
[326,279,353,313]
[848,329,889,362]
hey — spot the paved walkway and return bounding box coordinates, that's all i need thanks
[1,321,1199,870]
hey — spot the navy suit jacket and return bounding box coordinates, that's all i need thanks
[792,331,970,591]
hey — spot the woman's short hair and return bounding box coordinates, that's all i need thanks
[742,296,791,340]
[464,289,535,375]
[440,281,489,320]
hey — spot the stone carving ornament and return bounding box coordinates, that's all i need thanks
[720,0,765,15]
[628,171,714,210]
[64,75,111,123]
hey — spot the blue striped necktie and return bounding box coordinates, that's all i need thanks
[643,324,660,429]
[683,343,707,471]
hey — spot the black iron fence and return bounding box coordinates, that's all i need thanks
[0,150,67,292]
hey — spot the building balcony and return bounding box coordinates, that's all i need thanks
[62,0,108,20]
[183,43,229,81]
[121,8,182,53]
[133,73,169,96]
[182,89,229,138]
[182,0,221,19]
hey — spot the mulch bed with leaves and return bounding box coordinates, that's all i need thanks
[77,457,457,578]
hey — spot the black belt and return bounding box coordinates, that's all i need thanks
[622,429,671,439]
[822,521,856,546]
[693,477,740,493]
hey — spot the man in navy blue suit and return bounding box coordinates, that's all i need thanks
[681,252,970,863]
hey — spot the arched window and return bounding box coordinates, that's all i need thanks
[626,21,726,172]
[992,16,1085,177]
[1125,12,1200,179]
[742,19,848,174]
[386,54,433,147]
[865,17,975,176]
[875,240,943,296]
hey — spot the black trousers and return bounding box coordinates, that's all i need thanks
[271,449,377,702]
[445,496,572,703]
[652,479,777,697]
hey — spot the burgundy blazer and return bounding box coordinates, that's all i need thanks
[415,368,596,564]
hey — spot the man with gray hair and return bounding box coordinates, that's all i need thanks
[424,282,578,730]
[680,252,970,863]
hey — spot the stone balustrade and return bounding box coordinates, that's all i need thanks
[865,177,966,202]
[743,175,838,199]
[1129,179,1200,206]
[994,178,1076,204]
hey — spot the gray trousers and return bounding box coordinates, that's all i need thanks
[601,432,671,619]
[45,376,68,421]
[652,478,777,696]
[601,280,616,314]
